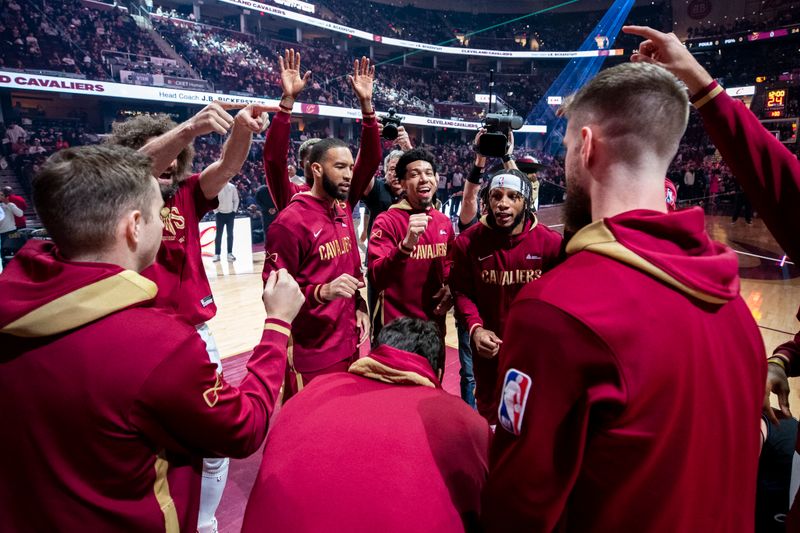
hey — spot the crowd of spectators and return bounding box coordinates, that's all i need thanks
[1,0,177,82]
[686,0,800,40]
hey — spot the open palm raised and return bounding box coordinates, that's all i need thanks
[278,49,311,99]
[348,56,375,102]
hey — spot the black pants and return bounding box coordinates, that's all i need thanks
[214,212,235,255]
[732,193,753,223]
[450,195,462,217]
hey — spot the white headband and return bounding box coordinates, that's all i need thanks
[489,173,524,194]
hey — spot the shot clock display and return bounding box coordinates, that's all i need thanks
[764,87,787,118]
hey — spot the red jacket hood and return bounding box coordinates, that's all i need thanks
[0,240,157,338]
[566,208,740,303]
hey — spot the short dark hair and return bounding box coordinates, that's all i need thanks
[377,317,443,373]
[33,145,156,257]
[1,186,11,196]
[105,113,194,178]
[560,62,689,162]
[395,148,437,181]
[307,137,349,166]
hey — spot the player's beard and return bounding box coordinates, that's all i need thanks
[322,171,349,201]
[159,171,184,201]
[563,175,592,234]
[487,209,525,235]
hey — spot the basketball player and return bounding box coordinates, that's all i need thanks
[241,318,491,533]
[623,24,800,529]
[262,49,381,210]
[263,138,371,399]
[368,148,454,346]
[481,63,766,532]
[449,168,562,422]
[0,145,303,531]
[107,101,273,533]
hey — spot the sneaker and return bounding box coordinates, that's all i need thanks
[227,253,236,261]
[212,254,220,262]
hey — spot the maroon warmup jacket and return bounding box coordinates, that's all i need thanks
[449,216,562,421]
[368,200,454,334]
[241,344,492,533]
[482,208,766,532]
[0,240,289,532]
[693,80,800,527]
[263,193,364,373]
[142,173,218,326]
[262,109,382,210]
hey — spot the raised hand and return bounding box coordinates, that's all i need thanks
[279,49,311,100]
[395,126,412,151]
[348,56,375,103]
[234,103,279,133]
[622,25,713,94]
[402,213,431,250]
[187,101,239,137]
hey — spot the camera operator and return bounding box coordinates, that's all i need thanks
[360,125,412,243]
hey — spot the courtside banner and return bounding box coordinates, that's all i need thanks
[0,70,546,133]
[214,0,622,59]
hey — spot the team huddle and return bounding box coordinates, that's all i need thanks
[1,25,799,533]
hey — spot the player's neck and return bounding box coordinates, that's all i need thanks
[589,168,667,221]
[67,247,141,272]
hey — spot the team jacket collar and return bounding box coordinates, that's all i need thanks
[389,198,442,212]
[0,241,157,338]
[348,344,441,388]
[566,208,738,304]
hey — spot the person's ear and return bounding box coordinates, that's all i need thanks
[122,210,142,249]
[580,126,594,168]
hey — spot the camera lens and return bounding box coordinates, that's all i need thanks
[382,124,399,140]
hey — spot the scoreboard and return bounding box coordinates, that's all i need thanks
[764,87,787,118]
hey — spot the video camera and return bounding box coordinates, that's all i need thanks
[478,112,524,158]
[378,108,403,140]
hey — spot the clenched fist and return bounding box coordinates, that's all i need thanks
[402,213,431,250]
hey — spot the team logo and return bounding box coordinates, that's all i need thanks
[266,251,279,263]
[161,206,186,236]
[439,229,448,235]
[498,368,532,436]
[203,373,224,408]
[301,103,320,115]
[371,229,382,239]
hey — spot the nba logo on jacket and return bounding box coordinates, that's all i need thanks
[498,369,532,436]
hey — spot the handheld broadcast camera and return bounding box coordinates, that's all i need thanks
[379,108,403,140]
[478,112,524,158]
[476,69,524,158]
